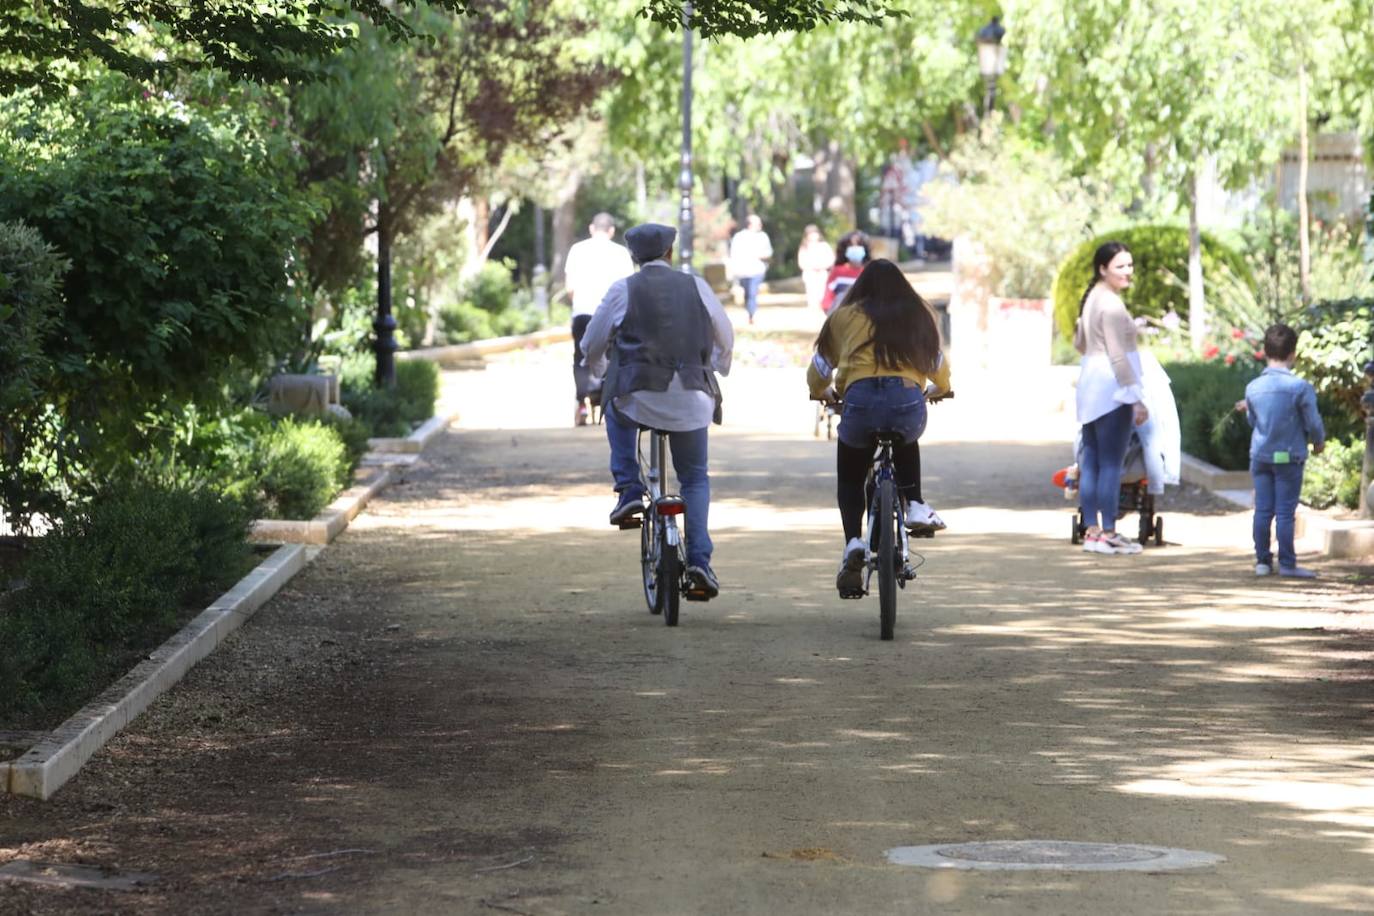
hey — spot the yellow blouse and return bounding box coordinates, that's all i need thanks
[806,304,951,398]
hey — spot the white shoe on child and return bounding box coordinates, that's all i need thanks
[906,499,946,531]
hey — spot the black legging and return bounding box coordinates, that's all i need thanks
[837,439,922,543]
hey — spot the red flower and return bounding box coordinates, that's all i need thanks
[1224,354,1236,365]
[1230,327,1245,339]
[1253,350,1265,361]
[1203,343,1220,360]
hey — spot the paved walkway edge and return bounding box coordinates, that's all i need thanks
[1182,450,1374,558]
[396,327,570,367]
[2,544,312,800]
[250,465,396,545]
[367,412,458,454]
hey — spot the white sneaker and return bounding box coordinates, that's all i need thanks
[836,537,866,596]
[1097,531,1143,555]
[1254,563,1272,576]
[907,499,947,531]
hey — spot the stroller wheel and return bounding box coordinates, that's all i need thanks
[1153,515,1164,547]
[1071,511,1084,545]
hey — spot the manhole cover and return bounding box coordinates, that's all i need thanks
[886,840,1224,872]
[0,860,159,891]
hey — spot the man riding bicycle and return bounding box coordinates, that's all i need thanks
[580,222,734,599]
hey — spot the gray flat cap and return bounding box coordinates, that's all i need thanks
[624,222,677,263]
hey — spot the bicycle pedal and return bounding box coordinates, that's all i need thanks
[684,590,711,602]
[616,518,642,530]
[908,528,936,538]
[838,588,866,600]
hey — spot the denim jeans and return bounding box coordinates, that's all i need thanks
[604,403,713,569]
[1080,403,1133,532]
[836,376,928,449]
[1251,459,1304,570]
[739,275,763,319]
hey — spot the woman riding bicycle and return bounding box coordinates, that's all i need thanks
[806,259,951,597]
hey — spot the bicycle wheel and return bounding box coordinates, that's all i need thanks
[877,478,897,641]
[658,521,680,626]
[641,510,661,614]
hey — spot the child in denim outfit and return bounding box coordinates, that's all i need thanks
[1240,324,1325,578]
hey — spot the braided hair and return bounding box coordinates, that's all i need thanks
[1079,240,1130,315]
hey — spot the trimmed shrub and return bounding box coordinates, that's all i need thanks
[340,357,440,438]
[0,481,254,723]
[1163,360,1262,471]
[1301,437,1363,510]
[1053,226,1253,339]
[1295,298,1372,443]
[251,418,350,519]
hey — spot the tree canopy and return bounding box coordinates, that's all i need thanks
[0,0,905,93]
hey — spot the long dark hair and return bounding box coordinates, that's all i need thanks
[814,259,941,375]
[1079,240,1130,315]
[832,230,872,267]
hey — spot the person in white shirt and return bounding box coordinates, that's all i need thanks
[564,212,634,425]
[728,214,773,324]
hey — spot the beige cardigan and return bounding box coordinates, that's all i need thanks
[1074,285,1141,390]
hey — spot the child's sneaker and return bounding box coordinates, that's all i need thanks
[836,538,866,598]
[1254,563,1272,576]
[1279,566,1317,579]
[1086,531,1142,555]
[906,499,947,532]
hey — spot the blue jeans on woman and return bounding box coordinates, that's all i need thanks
[603,403,712,570]
[1251,459,1304,570]
[835,377,928,543]
[1080,403,1133,531]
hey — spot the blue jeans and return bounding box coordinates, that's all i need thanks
[836,376,928,449]
[604,403,713,569]
[1080,403,1133,532]
[739,275,763,318]
[1251,459,1304,569]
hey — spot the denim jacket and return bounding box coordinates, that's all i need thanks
[1244,366,1325,463]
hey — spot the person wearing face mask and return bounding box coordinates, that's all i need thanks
[821,231,871,313]
[1074,240,1149,555]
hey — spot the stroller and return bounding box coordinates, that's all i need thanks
[1053,430,1165,548]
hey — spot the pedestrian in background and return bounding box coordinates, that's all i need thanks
[1237,323,1325,578]
[797,224,832,312]
[821,230,871,314]
[564,212,633,425]
[729,214,773,324]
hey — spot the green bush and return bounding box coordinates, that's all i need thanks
[1163,360,1262,470]
[251,418,351,519]
[340,357,440,438]
[1295,298,1372,442]
[0,219,69,531]
[0,480,254,723]
[1053,226,1253,339]
[438,299,497,343]
[1301,437,1363,510]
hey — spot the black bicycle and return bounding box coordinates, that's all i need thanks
[618,427,710,625]
[824,389,951,640]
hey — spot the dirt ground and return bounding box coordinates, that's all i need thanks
[3,295,1374,915]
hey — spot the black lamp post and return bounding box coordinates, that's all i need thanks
[678,2,694,274]
[975,16,1008,120]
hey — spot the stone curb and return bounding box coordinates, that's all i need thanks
[1181,451,1374,559]
[396,327,570,367]
[367,412,458,454]
[250,465,395,545]
[2,544,311,799]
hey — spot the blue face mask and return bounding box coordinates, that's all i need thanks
[845,245,866,264]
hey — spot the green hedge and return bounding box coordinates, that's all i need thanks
[1302,437,1363,510]
[340,357,440,438]
[1163,360,1261,471]
[0,481,255,724]
[1053,226,1252,339]
[1296,298,1372,442]
[247,417,353,520]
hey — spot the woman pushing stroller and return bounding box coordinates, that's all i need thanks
[807,259,951,597]
[1074,241,1149,555]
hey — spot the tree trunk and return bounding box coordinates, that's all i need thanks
[1297,60,1312,307]
[546,167,579,287]
[472,196,490,265]
[1187,168,1206,354]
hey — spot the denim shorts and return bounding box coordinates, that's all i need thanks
[837,376,928,448]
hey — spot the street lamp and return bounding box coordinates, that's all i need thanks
[678,2,694,274]
[975,16,1007,120]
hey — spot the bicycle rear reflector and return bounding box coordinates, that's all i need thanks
[656,499,686,516]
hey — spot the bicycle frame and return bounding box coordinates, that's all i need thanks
[865,437,913,592]
[637,429,685,624]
